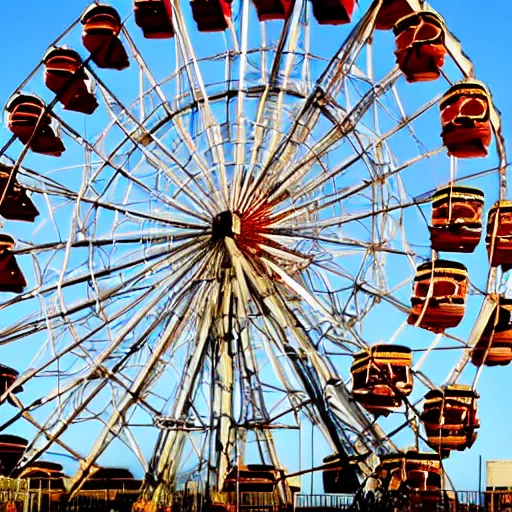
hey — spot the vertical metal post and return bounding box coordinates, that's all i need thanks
[310,422,314,496]
[478,455,482,506]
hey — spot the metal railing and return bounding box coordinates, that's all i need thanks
[24,487,140,512]
[0,478,29,512]
[211,492,278,507]
[295,494,354,510]
[5,481,512,512]
[456,491,483,506]
[294,491,484,512]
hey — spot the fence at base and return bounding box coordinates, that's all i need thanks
[0,478,28,512]
[3,478,512,512]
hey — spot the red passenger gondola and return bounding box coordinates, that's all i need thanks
[0,235,26,294]
[440,81,492,158]
[0,365,18,395]
[81,4,129,70]
[408,260,468,332]
[0,164,39,223]
[223,465,282,492]
[251,0,293,21]
[471,297,512,367]
[6,95,65,157]
[81,467,142,490]
[0,435,27,476]
[486,201,512,269]
[322,454,361,494]
[375,0,414,30]
[44,47,98,115]
[378,451,447,512]
[311,0,355,25]
[421,385,479,454]
[191,0,233,32]
[429,186,484,253]
[394,12,446,83]
[0,365,22,399]
[377,451,442,491]
[16,461,67,490]
[216,465,296,510]
[134,0,174,39]
[351,344,413,416]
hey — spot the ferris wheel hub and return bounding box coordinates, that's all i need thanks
[212,210,241,241]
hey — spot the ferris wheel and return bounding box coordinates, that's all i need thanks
[0,0,509,507]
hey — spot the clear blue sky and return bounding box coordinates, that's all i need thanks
[1,0,512,494]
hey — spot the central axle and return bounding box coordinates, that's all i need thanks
[211,211,241,241]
